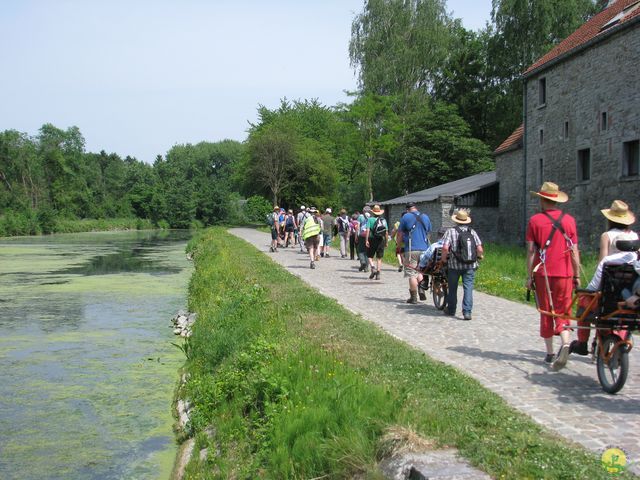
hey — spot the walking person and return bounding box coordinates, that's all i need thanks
[297,206,309,253]
[268,206,280,253]
[365,205,388,280]
[525,182,580,370]
[321,208,335,257]
[397,202,432,304]
[349,213,359,261]
[440,209,484,320]
[357,207,371,272]
[301,207,321,269]
[315,209,324,262]
[284,209,296,247]
[336,209,350,258]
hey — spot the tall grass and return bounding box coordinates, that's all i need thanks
[177,228,625,479]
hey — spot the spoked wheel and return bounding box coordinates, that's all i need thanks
[432,277,448,311]
[596,334,629,394]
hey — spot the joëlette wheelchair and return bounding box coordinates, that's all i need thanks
[419,246,448,311]
[534,238,640,394]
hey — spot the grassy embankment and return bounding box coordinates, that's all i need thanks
[176,227,623,479]
[0,216,155,237]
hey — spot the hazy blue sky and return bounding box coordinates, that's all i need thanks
[0,0,493,163]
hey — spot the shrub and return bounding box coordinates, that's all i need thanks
[244,195,273,224]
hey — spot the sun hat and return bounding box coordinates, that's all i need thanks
[340,208,347,215]
[288,209,293,214]
[308,206,317,213]
[273,206,279,211]
[300,205,306,210]
[451,208,472,224]
[601,200,635,225]
[371,204,384,216]
[326,208,332,213]
[530,181,568,203]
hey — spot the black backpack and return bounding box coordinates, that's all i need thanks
[454,226,477,263]
[372,217,388,238]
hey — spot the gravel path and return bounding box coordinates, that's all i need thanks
[230,228,640,473]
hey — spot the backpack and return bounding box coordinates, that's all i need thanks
[372,217,388,238]
[337,217,347,233]
[286,215,294,228]
[454,226,477,263]
[266,213,275,227]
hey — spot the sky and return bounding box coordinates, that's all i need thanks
[0,0,493,164]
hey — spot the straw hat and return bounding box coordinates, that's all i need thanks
[530,182,568,203]
[451,209,472,224]
[371,204,384,216]
[601,200,635,225]
[273,206,279,211]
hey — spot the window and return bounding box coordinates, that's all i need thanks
[539,129,544,145]
[623,140,640,177]
[538,78,547,106]
[537,158,544,186]
[577,149,591,182]
[564,121,569,139]
[601,111,608,131]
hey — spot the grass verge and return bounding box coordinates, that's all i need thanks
[176,227,626,479]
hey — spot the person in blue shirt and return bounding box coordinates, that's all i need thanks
[397,202,432,304]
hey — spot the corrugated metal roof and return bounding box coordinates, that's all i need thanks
[381,171,497,205]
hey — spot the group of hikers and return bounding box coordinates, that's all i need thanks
[267,181,640,371]
[267,201,484,321]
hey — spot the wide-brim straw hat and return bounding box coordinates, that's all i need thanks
[530,182,568,203]
[371,204,384,216]
[451,209,472,224]
[601,200,635,225]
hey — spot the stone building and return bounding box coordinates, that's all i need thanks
[380,171,499,242]
[496,0,640,248]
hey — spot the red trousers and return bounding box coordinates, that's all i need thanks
[535,274,572,338]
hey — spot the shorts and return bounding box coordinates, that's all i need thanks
[271,228,278,240]
[322,233,331,246]
[304,235,320,250]
[367,237,386,258]
[285,226,294,233]
[403,250,424,278]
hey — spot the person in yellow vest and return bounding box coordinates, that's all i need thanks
[301,207,322,269]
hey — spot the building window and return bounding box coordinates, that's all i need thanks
[601,111,608,131]
[623,140,640,177]
[537,158,544,186]
[539,129,544,145]
[538,78,547,106]
[577,149,591,182]
[564,121,569,139]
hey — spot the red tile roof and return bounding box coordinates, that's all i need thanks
[494,124,524,155]
[525,0,640,76]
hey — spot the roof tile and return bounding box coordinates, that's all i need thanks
[494,124,523,155]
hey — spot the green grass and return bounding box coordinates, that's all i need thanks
[52,217,154,234]
[177,227,628,479]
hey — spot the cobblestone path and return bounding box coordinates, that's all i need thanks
[231,228,640,473]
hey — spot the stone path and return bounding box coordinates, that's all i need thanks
[231,228,640,474]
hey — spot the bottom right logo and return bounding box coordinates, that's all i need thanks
[601,446,628,475]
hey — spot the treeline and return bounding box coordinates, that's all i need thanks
[0,0,605,236]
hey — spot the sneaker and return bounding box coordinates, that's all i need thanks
[398,265,404,272]
[325,253,330,258]
[463,312,472,321]
[375,271,380,280]
[569,340,588,356]
[369,268,376,280]
[552,344,570,371]
[320,253,325,258]
[269,246,274,253]
[544,353,555,364]
[310,261,316,269]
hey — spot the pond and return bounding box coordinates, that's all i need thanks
[0,230,193,480]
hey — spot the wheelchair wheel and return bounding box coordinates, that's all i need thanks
[432,277,447,311]
[596,334,629,394]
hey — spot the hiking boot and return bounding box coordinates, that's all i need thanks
[375,271,380,280]
[310,261,316,269]
[369,268,376,280]
[269,246,274,253]
[463,312,472,321]
[325,253,330,258]
[398,265,403,272]
[552,344,570,371]
[544,353,555,364]
[406,290,418,304]
[569,340,588,356]
[320,252,325,258]
[418,286,426,301]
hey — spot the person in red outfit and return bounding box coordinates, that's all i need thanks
[526,182,581,371]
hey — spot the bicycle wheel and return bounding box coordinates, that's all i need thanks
[596,334,629,394]
[432,276,447,310]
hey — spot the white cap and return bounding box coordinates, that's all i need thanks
[300,205,306,210]
[326,208,332,213]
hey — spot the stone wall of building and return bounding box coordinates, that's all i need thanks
[495,148,525,245]
[525,22,640,250]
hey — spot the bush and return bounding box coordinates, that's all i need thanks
[244,195,273,224]
[156,220,170,230]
